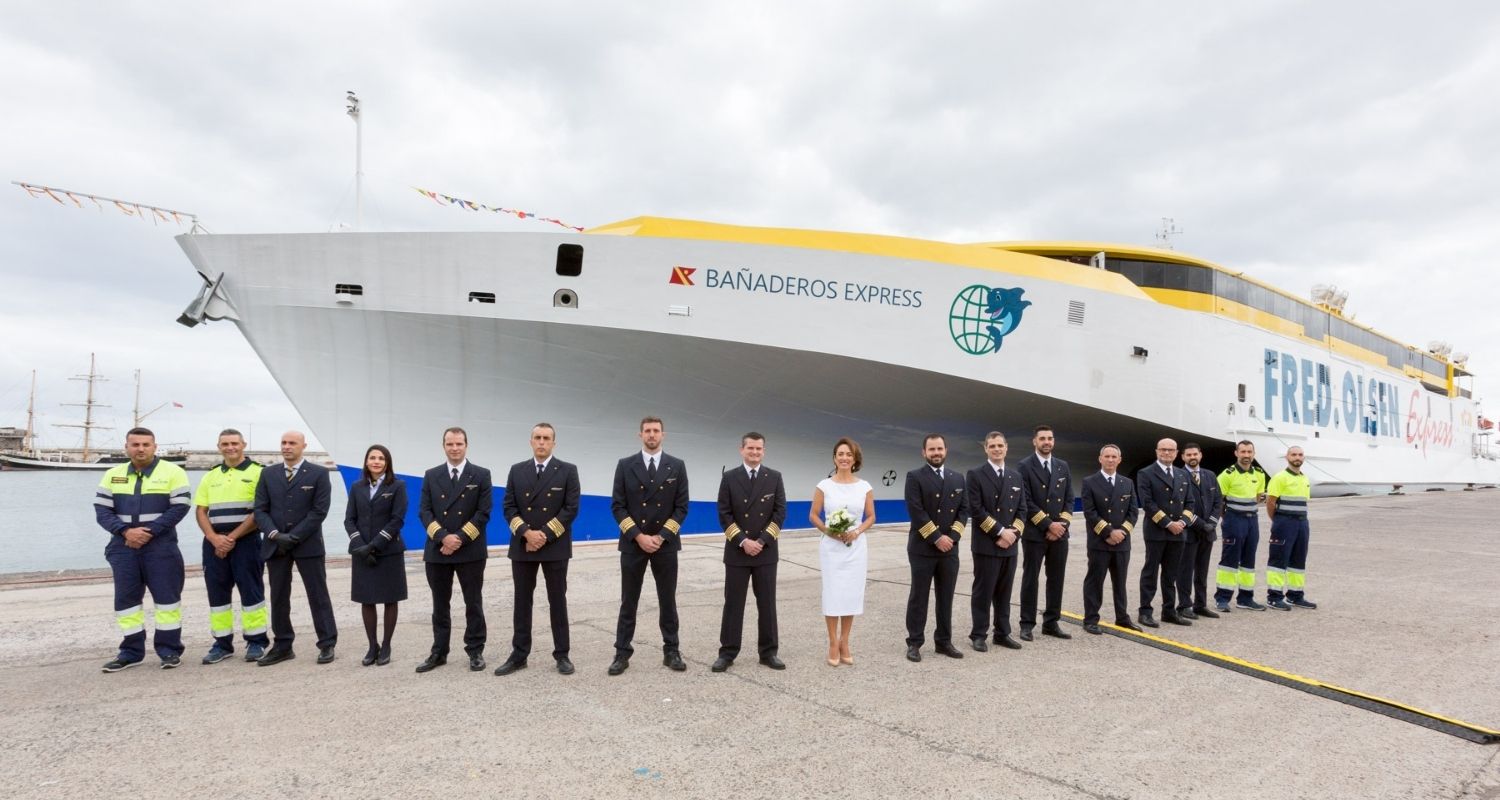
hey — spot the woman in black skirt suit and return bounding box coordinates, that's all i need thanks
[345,444,408,665]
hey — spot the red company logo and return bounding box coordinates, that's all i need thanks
[669,266,696,286]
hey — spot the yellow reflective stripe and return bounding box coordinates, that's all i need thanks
[116,605,145,634]
[242,602,268,635]
[209,605,234,637]
[662,519,681,534]
[154,603,183,630]
[462,521,480,540]
[1215,568,1238,589]
[1237,569,1256,588]
[1287,570,1306,590]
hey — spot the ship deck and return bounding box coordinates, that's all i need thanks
[2,490,1496,798]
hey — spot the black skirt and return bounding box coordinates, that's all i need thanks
[351,551,409,604]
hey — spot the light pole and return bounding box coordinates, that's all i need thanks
[346,91,362,231]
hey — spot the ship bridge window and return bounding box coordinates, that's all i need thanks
[556,244,583,277]
[468,291,496,304]
[334,283,364,296]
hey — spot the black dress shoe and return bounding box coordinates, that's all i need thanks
[970,637,989,652]
[494,658,527,676]
[663,651,686,671]
[1018,629,1034,642]
[1162,614,1192,626]
[376,644,391,666]
[361,646,378,667]
[710,657,733,672]
[469,653,486,672]
[1041,625,1072,640]
[905,646,922,663]
[995,636,1023,650]
[1194,606,1220,619]
[317,646,336,664]
[1084,623,1102,635]
[556,657,575,675]
[415,654,446,673]
[608,656,630,676]
[1116,619,1143,632]
[935,643,964,659]
[1139,612,1160,628]
[1178,608,1199,620]
[758,655,786,670]
[257,648,295,667]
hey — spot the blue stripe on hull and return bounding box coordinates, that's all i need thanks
[337,466,914,551]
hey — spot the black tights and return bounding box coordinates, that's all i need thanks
[361,603,399,649]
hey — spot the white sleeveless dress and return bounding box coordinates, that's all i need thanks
[817,478,871,616]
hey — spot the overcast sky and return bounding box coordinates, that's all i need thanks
[2,1,1497,452]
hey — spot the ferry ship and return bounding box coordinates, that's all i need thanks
[174,217,1499,549]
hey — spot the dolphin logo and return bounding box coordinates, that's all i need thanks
[983,287,1031,352]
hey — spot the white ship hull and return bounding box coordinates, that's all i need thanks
[176,225,1499,550]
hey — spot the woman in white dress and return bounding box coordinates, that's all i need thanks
[808,438,876,666]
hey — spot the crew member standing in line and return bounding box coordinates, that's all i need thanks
[1080,445,1141,634]
[712,432,787,673]
[1215,441,1269,612]
[966,432,1026,652]
[193,428,268,665]
[496,423,581,677]
[1016,425,1073,642]
[903,433,967,663]
[416,427,492,674]
[253,430,336,665]
[95,427,192,672]
[1175,442,1223,620]
[1135,438,1198,628]
[345,443,408,667]
[608,416,690,676]
[1265,447,1318,611]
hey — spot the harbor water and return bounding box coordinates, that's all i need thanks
[0,469,349,574]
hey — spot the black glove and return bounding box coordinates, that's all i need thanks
[351,541,373,559]
[364,551,380,567]
[275,534,296,555]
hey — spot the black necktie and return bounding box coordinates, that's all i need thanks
[996,467,1003,480]
[935,467,943,480]
[1108,475,1114,487]
[536,462,544,478]
[648,457,657,482]
[748,468,757,481]
[1043,461,1051,475]
[451,467,459,485]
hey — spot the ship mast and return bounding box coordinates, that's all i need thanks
[55,353,110,461]
[23,370,36,457]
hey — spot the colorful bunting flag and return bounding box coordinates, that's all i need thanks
[412,187,587,232]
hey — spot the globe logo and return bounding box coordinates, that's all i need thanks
[949,285,1032,355]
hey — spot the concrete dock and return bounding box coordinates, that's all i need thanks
[1,490,1497,798]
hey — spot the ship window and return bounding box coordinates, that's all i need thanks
[468,291,496,304]
[334,283,364,296]
[556,244,583,277]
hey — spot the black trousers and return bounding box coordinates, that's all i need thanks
[719,562,778,660]
[1020,537,1068,629]
[614,549,680,658]
[266,554,337,650]
[969,554,1018,640]
[512,559,570,660]
[1139,539,1184,615]
[905,553,959,647]
[1083,548,1132,625]
[1175,534,1214,611]
[426,559,487,656]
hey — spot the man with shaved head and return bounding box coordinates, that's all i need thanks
[253,430,336,665]
[1134,438,1198,628]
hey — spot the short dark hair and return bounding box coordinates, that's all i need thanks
[125,427,154,440]
[1236,440,1254,449]
[360,444,394,485]
[984,431,1006,443]
[217,428,244,442]
[640,416,664,431]
[1099,444,1121,455]
[833,437,863,473]
[443,426,467,444]
[532,422,556,436]
[741,432,765,446]
[922,433,946,448]
[1182,442,1202,453]
[1033,424,1053,436]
